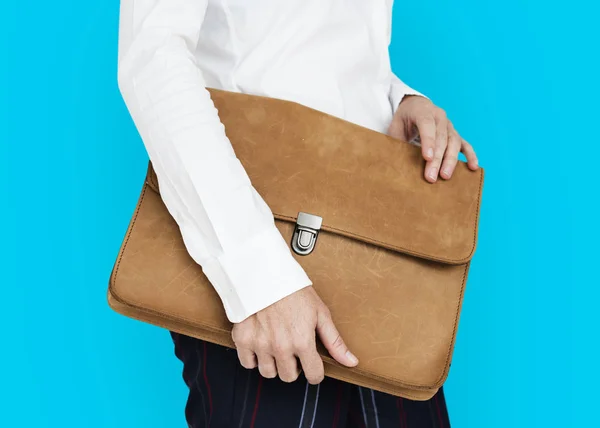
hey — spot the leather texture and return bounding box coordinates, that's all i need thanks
[108,89,484,400]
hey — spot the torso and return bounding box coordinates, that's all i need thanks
[197,0,396,132]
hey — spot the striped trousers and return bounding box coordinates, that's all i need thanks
[172,332,450,428]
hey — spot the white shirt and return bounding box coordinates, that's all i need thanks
[117,0,423,323]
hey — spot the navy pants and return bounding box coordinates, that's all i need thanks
[171,332,450,428]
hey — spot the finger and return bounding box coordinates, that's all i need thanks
[296,336,325,384]
[440,126,462,180]
[316,309,358,367]
[461,139,479,170]
[237,348,258,370]
[425,111,448,183]
[275,356,301,383]
[414,115,436,161]
[256,353,277,379]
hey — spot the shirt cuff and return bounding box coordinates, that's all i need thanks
[201,224,312,323]
[389,78,427,115]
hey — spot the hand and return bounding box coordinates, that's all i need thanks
[231,287,358,384]
[388,95,479,182]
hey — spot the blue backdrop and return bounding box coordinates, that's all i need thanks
[0,1,597,427]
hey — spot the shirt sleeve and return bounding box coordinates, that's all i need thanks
[388,72,427,115]
[117,0,312,323]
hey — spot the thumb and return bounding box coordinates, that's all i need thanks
[387,116,408,141]
[316,309,359,367]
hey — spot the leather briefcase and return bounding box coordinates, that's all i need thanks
[108,89,484,400]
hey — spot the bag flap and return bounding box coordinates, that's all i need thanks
[147,89,484,265]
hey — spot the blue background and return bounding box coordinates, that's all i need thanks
[0,1,597,427]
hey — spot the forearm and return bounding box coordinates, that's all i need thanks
[117,0,312,322]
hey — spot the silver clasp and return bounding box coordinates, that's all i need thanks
[291,212,322,256]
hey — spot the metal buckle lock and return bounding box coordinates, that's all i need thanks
[291,212,322,256]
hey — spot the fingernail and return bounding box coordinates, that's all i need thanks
[426,148,433,159]
[442,168,450,178]
[346,350,359,365]
[428,167,438,181]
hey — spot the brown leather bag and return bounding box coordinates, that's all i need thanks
[108,89,484,400]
